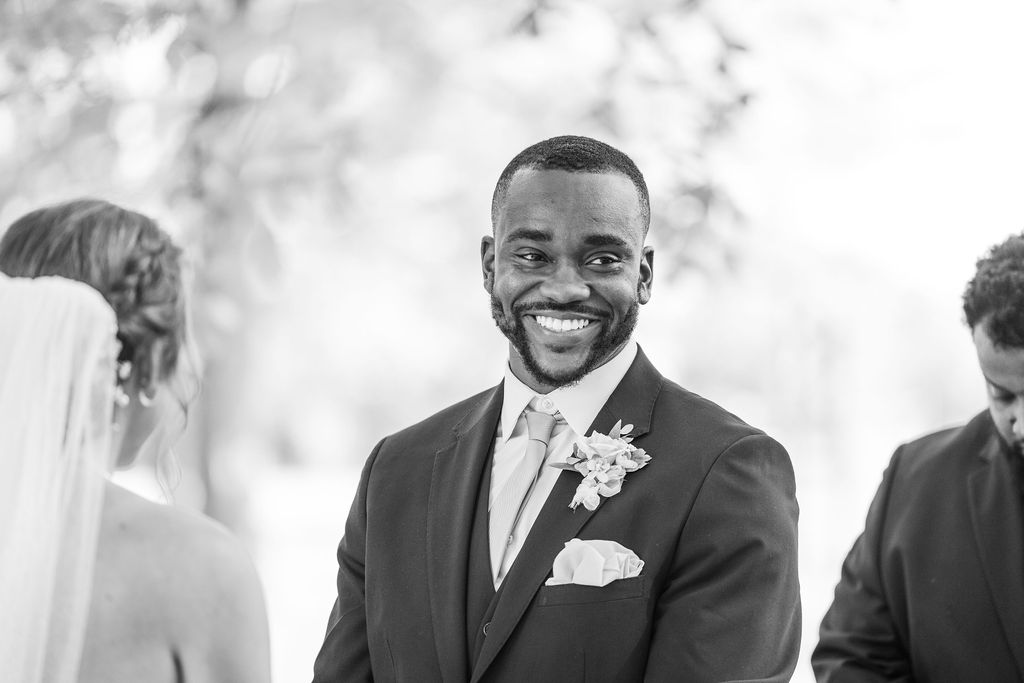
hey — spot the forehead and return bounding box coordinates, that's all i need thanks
[974,324,1024,392]
[496,169,644,244]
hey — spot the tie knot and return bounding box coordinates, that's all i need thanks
[524,409,557,445]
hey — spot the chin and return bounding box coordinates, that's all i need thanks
[534,367,585,387]
[536,347,588,367]
[523,352,593,388]
[534,341,590,364]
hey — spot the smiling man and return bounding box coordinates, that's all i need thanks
[485,165,650,391]
[814,232,1024,681]
[313,135,801,682]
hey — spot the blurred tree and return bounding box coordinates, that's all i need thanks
[1,0,752,531]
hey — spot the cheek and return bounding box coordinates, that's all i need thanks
[492,273,528,304]
[604,279,642,309]
[988,403,1014,431]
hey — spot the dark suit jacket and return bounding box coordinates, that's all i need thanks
[813,411,1024,682]
[313,349,800,682]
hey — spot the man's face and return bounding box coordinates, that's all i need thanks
[481,169,653,393]
[973,323,1024,456]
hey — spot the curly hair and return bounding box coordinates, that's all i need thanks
[963,231,1024,348]
[491,135,651,235]
[0,198,189,391]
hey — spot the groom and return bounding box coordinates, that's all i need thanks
[313,135,800,682]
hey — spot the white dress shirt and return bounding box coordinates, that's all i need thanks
[489,340,638,587]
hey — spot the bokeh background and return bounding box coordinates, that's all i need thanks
[4,0,1024,679]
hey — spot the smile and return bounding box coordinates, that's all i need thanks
[531,315,594,333]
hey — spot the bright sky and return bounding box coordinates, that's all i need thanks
[723,0,1024,291]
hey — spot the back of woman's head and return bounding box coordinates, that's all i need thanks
[0,199,188,394]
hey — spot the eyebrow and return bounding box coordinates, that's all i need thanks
[983,374,1014,394]
[504,228,551,243]
[503,229,632,250]
[583,234,630,248]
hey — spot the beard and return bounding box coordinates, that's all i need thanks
[490,294,640,389]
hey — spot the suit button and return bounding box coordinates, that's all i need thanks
[482,622,491,636]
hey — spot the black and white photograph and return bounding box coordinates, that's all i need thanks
[1,0,1023,681]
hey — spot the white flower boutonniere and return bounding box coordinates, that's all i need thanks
[552,420,651,511]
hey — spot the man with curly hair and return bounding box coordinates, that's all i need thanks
[813,233,1024,681]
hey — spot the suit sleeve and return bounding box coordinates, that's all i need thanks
[645,434,801,682]
[312,440,385,683]
[812,449,913,682]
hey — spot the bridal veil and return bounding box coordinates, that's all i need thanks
[0,273,118,683]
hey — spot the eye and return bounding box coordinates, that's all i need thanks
[587,253,622,267]
[989,386,1015,403]
[514,250,547,264]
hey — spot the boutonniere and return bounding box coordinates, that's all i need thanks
[552,420,651,511]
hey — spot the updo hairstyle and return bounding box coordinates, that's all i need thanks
[0,198,191,396]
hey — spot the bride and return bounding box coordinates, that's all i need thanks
[0,200,271,683]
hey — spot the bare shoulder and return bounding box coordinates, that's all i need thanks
[102,483,260,595]
[96,482,271,683]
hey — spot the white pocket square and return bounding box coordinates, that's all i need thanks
[544,538,644,587]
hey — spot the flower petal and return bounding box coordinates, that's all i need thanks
[565,420,652,510]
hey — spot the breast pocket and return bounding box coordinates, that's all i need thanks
[528,575,651,683]
[536,574,648,606]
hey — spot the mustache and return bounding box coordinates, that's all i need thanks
[511,301,607,318]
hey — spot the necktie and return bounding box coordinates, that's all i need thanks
[489,407,558,581]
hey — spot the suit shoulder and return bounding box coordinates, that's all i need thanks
[381,385,497,446]
[655,376,775,447]
[891,410,993,478]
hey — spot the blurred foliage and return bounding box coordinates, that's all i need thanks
[1,0,751,268]
[1,0,753,523]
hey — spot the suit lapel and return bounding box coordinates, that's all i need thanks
[967,435,1024,678]
[470,349,663,683]
[427,384,503,683]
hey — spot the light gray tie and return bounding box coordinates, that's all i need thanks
[489,408,558,579]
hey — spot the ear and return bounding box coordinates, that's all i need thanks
[481,235,495,295]
[637,246,654,305]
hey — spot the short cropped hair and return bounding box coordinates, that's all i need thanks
[963,231,1024,348]
[491,135,650,234]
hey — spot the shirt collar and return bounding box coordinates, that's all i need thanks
[499,340,638,442]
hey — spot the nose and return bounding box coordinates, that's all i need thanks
[1012,400,1024,438]
[538,262,590,304]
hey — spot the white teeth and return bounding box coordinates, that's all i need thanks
[534,316,592,332]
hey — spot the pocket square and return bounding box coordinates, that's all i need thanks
[545,538,644,587]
